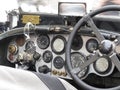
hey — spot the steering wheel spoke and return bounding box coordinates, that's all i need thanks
[71,67,81,74]
[109,53,120,72]
[71,52,99,75]
[80,52,99,69]
[87,17,105,42]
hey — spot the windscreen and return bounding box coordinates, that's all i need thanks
[93,0,120,16]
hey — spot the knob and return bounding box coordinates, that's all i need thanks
[62,72,67,77]
[38,65,51,74]
[57,71,62,76]
[33,52,41,60]
[52,70,57,75]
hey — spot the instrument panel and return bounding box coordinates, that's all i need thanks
[6,32,115,79]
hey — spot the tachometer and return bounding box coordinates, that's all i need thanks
[71,52,88,78]
[37,34,50,49]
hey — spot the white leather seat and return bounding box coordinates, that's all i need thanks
[0,66,77,90]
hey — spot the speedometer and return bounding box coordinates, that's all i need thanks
[71,52,88,79]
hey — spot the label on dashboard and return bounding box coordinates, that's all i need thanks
[21,15,40,24]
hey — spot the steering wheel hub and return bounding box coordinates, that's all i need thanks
[99,40,113,54]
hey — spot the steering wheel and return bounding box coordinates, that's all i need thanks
[66,5,120,90]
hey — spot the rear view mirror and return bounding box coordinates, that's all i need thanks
[58,2,86,16]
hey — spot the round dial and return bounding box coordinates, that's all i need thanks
[43,50,53,63]
[37,34,50,49]
[94,57,112,74]
[53,56,64,69]
[72,34,83,50]
[86,39,98,53]
[16,36,25,46]
[8,44,18,54]
[25,41,36,54]
[71,52,88,78]
[51,35,66,54]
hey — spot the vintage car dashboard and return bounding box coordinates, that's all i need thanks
[3,25,120,80]
[7,32,104,79]
[0,12,120,88]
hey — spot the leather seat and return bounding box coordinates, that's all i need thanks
[0,66,77,90]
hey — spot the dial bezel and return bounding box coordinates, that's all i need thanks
[37,34,50,49]
[51,35,66,54]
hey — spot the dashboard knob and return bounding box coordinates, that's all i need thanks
[57,71,62,76]
[62,72,67,77]
[38,65,51,74]
[52,70,57,75]
[33,52,41,60]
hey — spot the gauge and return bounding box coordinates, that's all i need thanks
[71,52,88,78]
[72,34,83,50]
[25,40,36,54]
[43,50,53,63]
[37,34,50,49]
[16,36,25,46]
[86,39,98,53]
[94,57,112,74]
[53,56,64,69]
[51,35,66,54]
[8,44,18,54]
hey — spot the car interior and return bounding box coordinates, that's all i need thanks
[0,0,120,90]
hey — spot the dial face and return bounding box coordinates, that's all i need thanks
[37,34,50,49]
[53,56,64,69]
[52,35,66,54]
[16,36,25,46]
[71,52,88,78]
[94,57,111,74]
[43,50,53,63]
[72,34,83,50]
[86,39,98,53]
[25,41,36,54]
[8,44,18,54]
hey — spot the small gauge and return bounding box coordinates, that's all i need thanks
[94,57,112,74]
[71,52,88,78]
[8,44,18,54]
[37,34,50,49]
[25,41,36,54]
[53,56,64,69]
[86,39,98,53]
[51,35,66,54]
[43,50,53,63]
[72,34,83,50]
[16,36,25,46]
